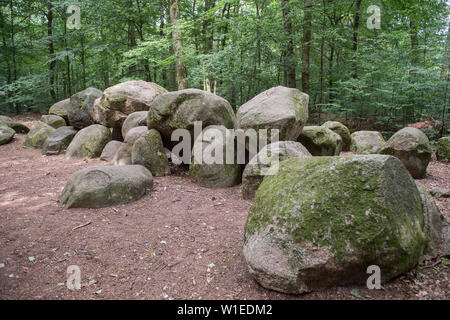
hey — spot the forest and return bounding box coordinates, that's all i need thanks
[0,0,449,138]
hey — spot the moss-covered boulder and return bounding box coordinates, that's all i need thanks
[242,141,312,200]
[42,126,77,155]
[148,89,236,147]
[190,125,241,188]
[436,136,450,163]
[132,129,170,177]
[23,121,56,149]
[122,111,148,138]
[378,127,432,179]
[112,126,149,165]
[351,131,386,154]
[40,114,67,129]
[100,141,123,162]
[91,81,166,130]
[243,155,436,294]
[48,98,69,121]
[298,126,342,156]
[322,121,352,151]
[61,165,153,208]
[65,124,111,159]
[0,115,29,134]
[68,88,103,129]
[0,125,15,145]
[236,86,309,145]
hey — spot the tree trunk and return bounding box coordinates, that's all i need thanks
[47,2,56,102]
[282,0,296,88]
[169,0,188,90]
[301,0,312,95]
[352,0,362,80]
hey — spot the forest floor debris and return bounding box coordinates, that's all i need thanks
[0,116,448,300]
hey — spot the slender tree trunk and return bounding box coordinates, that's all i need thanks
[169,0,188,90]
[301,0,312,95]
[47,2,56,102]
[352,0,362,80]
[80,35,87,89]
[281,0,296,88]
[64,22,72,97]
[127,0,138,75]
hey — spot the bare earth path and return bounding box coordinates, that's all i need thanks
[0,116,448,300]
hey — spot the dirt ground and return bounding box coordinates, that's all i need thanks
[0,115,449,300]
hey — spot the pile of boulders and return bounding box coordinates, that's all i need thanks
[1,81,449,296]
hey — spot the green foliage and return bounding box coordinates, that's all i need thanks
[0,0,448,136]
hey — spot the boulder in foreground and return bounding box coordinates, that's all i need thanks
[378,127,432,179]
[65,124,111,159]
[243,155,443,294]
[61,165,153,208]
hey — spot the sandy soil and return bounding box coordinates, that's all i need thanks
[0,116,448,300]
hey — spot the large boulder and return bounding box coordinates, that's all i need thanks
[243,155,436,294]
[378,127,432,179]
[242,141,312,200]
[68,88,103,129]
[0,115,29,134]
[189,125,241,188]
[40,115,66,129]
[112,126,149,165]
[132,129,170,177]
[42,126,77,155]
[65,124,112,159]
[147,89,236,146]
[91,81,167,130]
[48,98,70,121]
[0,125,15,145]
[236,86,309,145]
[322,121,352,151]
[351,131,386,154]
[61,165,153,208]
[122,111,148,138]
[23,122,56,149]
[298,126,342,156]
[436,136,450,163]
[100,141,123,162]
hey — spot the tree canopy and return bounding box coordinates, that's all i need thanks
[0,0,449,135]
